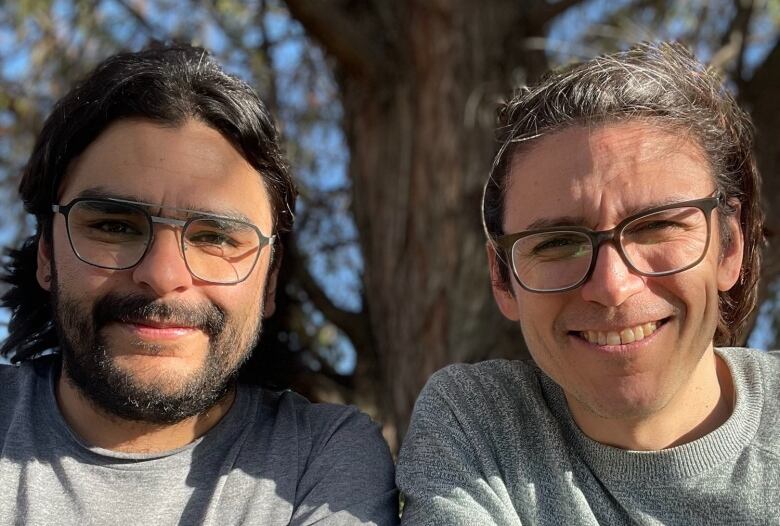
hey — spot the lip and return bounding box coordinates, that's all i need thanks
[112,320,201,340]
[569,317,669,353]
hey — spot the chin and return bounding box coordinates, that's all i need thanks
[580,381,669,420]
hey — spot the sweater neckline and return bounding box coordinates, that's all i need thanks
[41,357,257,468]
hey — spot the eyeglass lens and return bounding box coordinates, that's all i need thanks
[510,205,709,291]
[65,199,262,284]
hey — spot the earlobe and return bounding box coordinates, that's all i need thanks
[36,236,53,292]
[717,205,744,292]
[486,242,521,322]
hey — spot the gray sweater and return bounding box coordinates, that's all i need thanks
[397,348,780,525]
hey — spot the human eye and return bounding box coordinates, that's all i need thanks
[78,215,146,241]
[627,219,680,234]
[78,219,146,246]
[526,233,589,260]
[625,207,702,244]
[185,219,250,250]
[187,230,237,247]
[88,220,142,235]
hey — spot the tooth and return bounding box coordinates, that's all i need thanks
[634,325,644,340]
[598,332,607,345]
[644,322,656,335]
[620,328,635,344]
[606,331,621,345]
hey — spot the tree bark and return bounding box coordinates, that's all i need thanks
[285,0,579,442]
[740,38,780,341]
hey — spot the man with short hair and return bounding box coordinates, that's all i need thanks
[397,42,780,524]
[0,44,397,525]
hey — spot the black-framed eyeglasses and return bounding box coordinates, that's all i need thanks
[494,193,723,293]
[52,197,275,285]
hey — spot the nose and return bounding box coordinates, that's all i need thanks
[131,226,193,295]
[579,242,645,306]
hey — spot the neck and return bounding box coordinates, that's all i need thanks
[55,368,236,453]
[567,347,734,451]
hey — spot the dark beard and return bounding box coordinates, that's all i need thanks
[51,281,261,424]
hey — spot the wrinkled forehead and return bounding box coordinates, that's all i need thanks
[502,122,714,231]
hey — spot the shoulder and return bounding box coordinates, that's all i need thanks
[717,346,780,380]
[716,347,780,403]
[414,359,542,418]
[398,360,556,524]
[0,356,55,396]
[260,388,381,443]
[0,356,56,432]
[400,359,549,471]
[250,386,395,476]
[423,358,538,391]
[247,388,398,524]
[718,347,780,453]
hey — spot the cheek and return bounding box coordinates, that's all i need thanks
[216,272,268,321]
[516,292,565,346]
[53,238,117,298]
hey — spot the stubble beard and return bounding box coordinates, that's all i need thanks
[50,271,263,425]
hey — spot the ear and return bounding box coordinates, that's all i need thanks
[486,242,521,322]
[36,236,53,292]
[717,202,744,292]
[262,265,279,318]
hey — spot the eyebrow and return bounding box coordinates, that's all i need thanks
[522,193,710,231]
[73,187,255,224]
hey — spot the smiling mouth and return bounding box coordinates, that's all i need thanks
[576,319,669,346]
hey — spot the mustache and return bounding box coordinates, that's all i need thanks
[92,293,226,337]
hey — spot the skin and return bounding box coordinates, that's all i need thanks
[36,118,277,453]
[489,122,743,450]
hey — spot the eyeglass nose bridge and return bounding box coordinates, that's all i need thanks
[581,226,641,284]
[150,215,188,228]
[143,215,190,258]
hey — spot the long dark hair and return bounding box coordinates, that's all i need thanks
[2,43,297,362]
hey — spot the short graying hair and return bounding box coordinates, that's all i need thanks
[483,41,763,345]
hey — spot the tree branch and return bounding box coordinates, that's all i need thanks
[113,0,160,35]
[530,0,589,27]
[283,0,385,79]
[709,0,753,80]
[290,240,373,353]
[744,33,780,93]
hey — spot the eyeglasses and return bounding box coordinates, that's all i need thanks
[494,193,722,293]
[52,197,275,284]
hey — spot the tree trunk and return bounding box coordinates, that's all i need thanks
[740,39,780,343]
[284,0,577,443]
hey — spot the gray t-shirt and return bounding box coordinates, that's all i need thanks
[0,356,398,525]
[397,347,780,525]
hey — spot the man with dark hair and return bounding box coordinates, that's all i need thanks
[0,44,397,525]
[397,42,780,524]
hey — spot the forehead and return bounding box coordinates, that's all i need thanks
[502,121,714,231]
[58,118,273,230]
